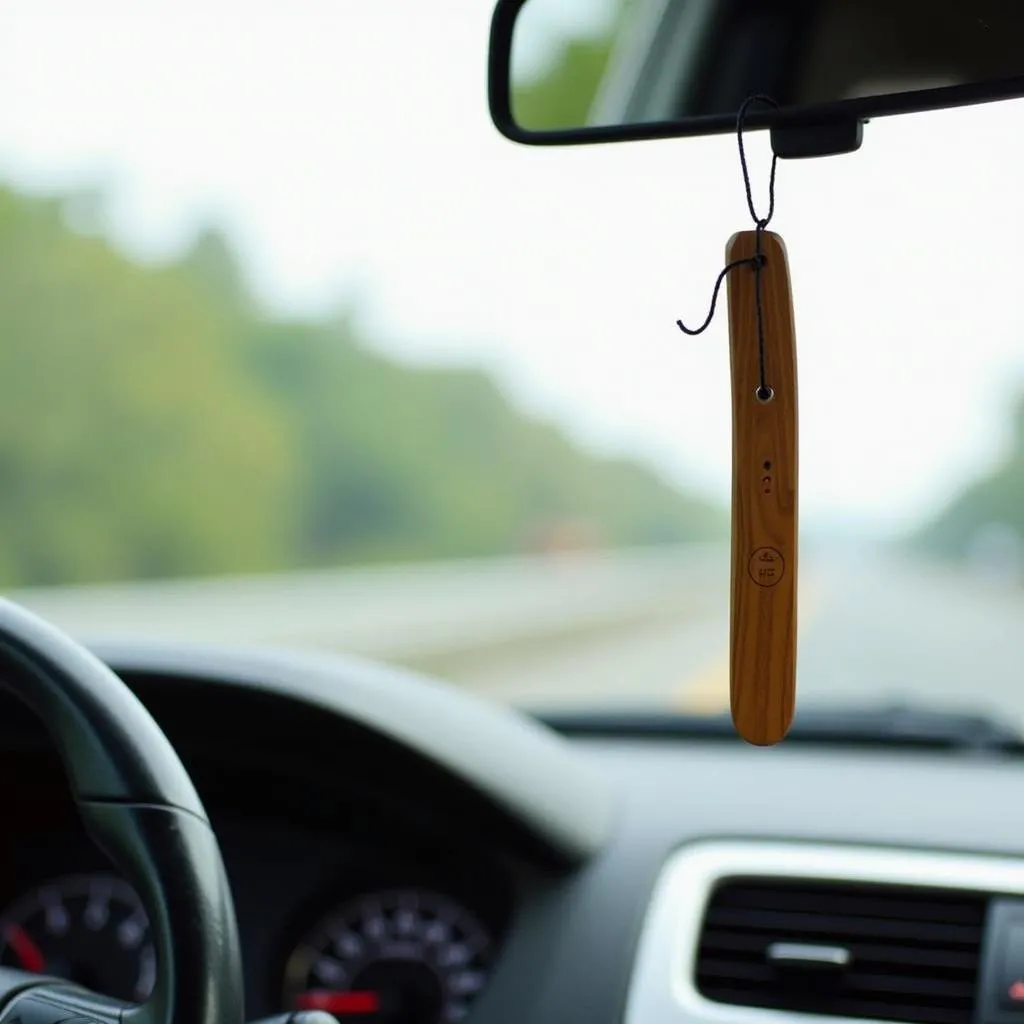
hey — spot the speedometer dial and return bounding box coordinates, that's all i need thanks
[282,889,493,1024]
[0,873,154,1003]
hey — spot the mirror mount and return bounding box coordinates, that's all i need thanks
[770,118,863,159]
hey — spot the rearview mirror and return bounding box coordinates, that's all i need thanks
[489,0,1024,156]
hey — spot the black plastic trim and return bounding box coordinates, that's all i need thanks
[0,601,244,1024]
[87,640,614,867]
[82,803,243,1024]
[488,0,1024,149]
[977,899,1024,1024]
[0,602,204,810]
[770,119,863,159]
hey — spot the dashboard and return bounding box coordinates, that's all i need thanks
[0,673,537,1024]
[0,749,514,1022]
[4,640,1024,1024]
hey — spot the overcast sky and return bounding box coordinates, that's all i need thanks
[1,0,1023,535]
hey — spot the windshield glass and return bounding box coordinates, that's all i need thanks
[2,1,1023,727]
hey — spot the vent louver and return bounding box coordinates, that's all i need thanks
[695,880,988,1024]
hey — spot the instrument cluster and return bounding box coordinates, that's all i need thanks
[0,872,499,1024]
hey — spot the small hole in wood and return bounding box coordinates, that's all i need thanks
[763,460,772,471]
[755,385,774,403]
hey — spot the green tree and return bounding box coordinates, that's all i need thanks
[913,394,1024,556]
[513,34,617,131]
[0,187,293,585]
[511,0,636,131]
[0,180,722,588]
[245,318,724,564]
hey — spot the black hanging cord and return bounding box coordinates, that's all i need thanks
[676,94,779,401]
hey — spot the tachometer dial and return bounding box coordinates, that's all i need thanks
[0,873,155,1003]
[283,889,493,1024]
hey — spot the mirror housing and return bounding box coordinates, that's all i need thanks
[489,0,1024,156]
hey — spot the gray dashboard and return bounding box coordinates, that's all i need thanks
[478,741,1024,1024]
[2,641,1023,1024]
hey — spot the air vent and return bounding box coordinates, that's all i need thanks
[696,879,988,1024]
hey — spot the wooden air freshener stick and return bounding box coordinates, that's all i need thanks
[725,229,797,745]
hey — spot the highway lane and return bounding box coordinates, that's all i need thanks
[460,552,1024,731]
[795,555,1024,728]
[7,545,1022,729]
[6,545,726,662]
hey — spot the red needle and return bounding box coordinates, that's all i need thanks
[295,991,381,1015]
[4,924,45,973]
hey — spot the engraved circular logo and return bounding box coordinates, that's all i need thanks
[748,547,785,587]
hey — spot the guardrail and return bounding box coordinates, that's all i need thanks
[5,544,729,662]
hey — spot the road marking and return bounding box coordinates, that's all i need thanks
[673,648,732,713]
[672,578,827,713]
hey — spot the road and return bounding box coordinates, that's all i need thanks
[8,545,1024,730]
[455,551,1024,731]
[7,546,725,662]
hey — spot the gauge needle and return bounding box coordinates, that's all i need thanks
[295,991,381,1016]
[4,924,45,973]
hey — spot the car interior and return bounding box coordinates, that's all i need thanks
[3,4,1024,1024]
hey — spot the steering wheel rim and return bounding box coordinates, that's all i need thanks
[0,598,244,1024]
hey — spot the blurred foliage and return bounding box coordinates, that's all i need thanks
[913,395,1024,557]
[511,2,631,131]
[0,188,292,586]
[513,35,616,131]
[0,183,723,586]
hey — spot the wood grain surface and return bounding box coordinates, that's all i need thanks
[726,229,798,746]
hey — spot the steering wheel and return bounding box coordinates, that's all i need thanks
[0,598,244,1024]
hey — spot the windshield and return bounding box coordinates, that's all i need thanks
[2,1,1023,729]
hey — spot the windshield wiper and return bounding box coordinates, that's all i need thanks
[535,702,1024,754]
